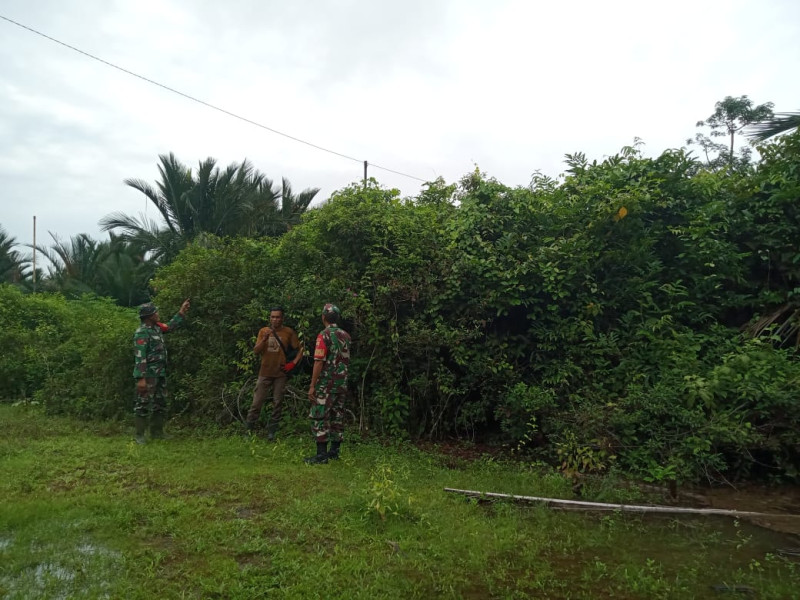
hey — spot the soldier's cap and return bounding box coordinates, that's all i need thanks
[138,302,158,318]
[322,303,341,318]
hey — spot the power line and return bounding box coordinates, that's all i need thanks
[0,13,428,183]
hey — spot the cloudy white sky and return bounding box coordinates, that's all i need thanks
[1,0,799,248]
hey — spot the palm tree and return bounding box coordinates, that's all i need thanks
[33,232,103,296]
[190,158,277,237]
[0,226,26,284]
[277,177,320,233]
[98,211,184,265]
[31,232,153,305]
[93,235,153,306]
[246,177,320,236]
[244,175,282,236]
[101,153,317,261]
[100,153,196,263]
[747,112,800,142]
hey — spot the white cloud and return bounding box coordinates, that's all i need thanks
[0,0,798,248]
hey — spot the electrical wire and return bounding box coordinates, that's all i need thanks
[0,13,428,183]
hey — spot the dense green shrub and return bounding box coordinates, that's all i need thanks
[34,296,136,418]
[0,285,135,416]
[150,181,459,430]
[147,135,800,481]
[4,132,800,483]
[0,285,68,400]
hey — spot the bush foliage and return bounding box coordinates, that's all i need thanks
[0,286,135,417]
[4,133,800,483]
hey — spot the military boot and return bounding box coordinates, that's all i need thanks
[265,421,278,442]
[304,442,329,465]
[150,413,173,440]
[327,440,341,460]
[134,416,147,445]
[242,420,256,438]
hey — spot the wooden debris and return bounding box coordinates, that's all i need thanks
[711,583,755,594]
[443,487,800,519]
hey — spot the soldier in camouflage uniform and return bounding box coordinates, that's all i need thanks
[133,299,190,444]
[305,303,351,464]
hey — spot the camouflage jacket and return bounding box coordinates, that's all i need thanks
[132,313,185,378]
[313,325,351,394]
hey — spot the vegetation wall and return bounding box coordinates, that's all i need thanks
[3,133,800,483]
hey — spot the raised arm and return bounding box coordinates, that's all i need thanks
[254,327,271,353]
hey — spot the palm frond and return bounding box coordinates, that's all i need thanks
[746,112,800,142]
[280,179,320,230]
[156,153,195,232]
[0,225,26,283]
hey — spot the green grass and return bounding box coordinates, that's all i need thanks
[1,405,798,599]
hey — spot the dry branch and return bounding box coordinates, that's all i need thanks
[444,487,800,519]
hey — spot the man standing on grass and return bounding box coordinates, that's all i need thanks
[133,299,190,444]
[305,303,351,465]
[244,306,303,440]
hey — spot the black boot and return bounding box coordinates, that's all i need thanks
[327,440,341,460]
[150,413,172,440]
[242,420,256,437]
[266,421,278,441]
[134,416,147,445]
[304,442,329,465]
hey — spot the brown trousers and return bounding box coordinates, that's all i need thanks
[246,375,288,426]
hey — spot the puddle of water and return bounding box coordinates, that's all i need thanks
[577,511,800,576]
[75,542,121,558]
[1,563,74,600]
[34,562,75,583]
[0,539,119,600]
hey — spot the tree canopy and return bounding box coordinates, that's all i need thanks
[688,95,774,170]
[100,153,319,263]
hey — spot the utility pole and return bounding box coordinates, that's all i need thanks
[363,160,368,189]
[32,215,37,293]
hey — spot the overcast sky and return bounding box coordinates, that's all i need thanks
[1,0,799,248]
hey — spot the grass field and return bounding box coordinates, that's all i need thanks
[1,404,798,599]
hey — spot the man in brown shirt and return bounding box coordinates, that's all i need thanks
[244,306,303,439]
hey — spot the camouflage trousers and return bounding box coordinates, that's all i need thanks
[134,377,168,417]
[309,387,346,443]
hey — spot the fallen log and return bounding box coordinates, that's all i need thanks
[443,487,800,519]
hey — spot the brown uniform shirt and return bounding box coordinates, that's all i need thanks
[256,326,300,378]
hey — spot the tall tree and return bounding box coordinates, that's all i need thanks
[689,96,774,170]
